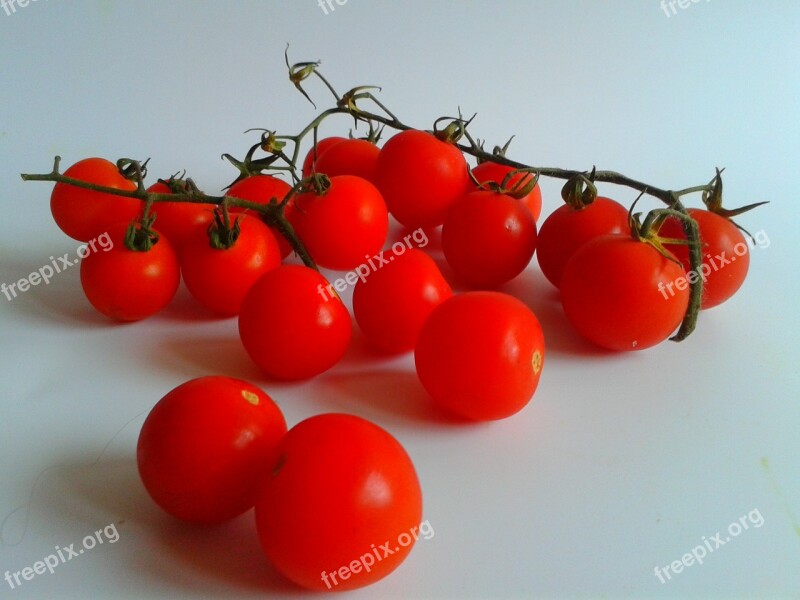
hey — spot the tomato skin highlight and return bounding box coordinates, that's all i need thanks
[50,157,142,242]
[145,182,215,255]
[353,249,453,353]
[180,215,282,316]
[238,265,352,380]
[441,190,537,288]
[536,197,630,289]
[659,208,750,309]
[471,161,543,221]
[313,138,380,185]
[137,376,287,524]
[255,413,423,592]
[79,222,180,321]
[415,292,545,421]
[560,235,689,351]
[375,130,470,229]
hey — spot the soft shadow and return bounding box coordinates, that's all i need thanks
[151,334,267,382]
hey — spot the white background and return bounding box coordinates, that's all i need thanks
[1,1,799,598]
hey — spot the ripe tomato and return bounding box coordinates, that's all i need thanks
[536,197,630,288]
[238,265,351,380]
[137,376,286,524]
[50,157,141,242]
[441,190,537,288]
[375,130,470,228]
[255,413,422,592]
[227,174,294,258]
[352,249,452,353]
[79,222,180,321]
[292,175,389,271]
[415,292,545,421]
[180,214,282,316]
[302,136,348,177]
[560,235,689,351]
[145,181,215,255]
[659,208,750,309]
[471,161,543,221]
[312,139,380,185]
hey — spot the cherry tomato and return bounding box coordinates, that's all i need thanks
[471,161,543,221]
[255,413,423,592]
[352,249,452,353]
[180,214,282,316]
[50,157,141,242]
[659,208,750,309]
[137,376,286,524]
[292,175,388,271]
[560,235,689,351]
[145,181,215,255]
[302,136,348,177]
[227,175,294,258]
[441,190,537,288]
[375,130,470,228]
[536,197,630,288]
[415,292,545,421]
[238,265,351,380]
[313,139,380,185]
[79,222,180,321]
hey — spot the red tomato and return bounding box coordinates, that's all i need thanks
[180,215,282,316]
[302,136,348,177]
[471,161,543,221]
[137,376,286,524]
[352,249,452,353]
[145,181,215,254]
[659,208,750,309]
[227,175,294,258]
[238,265,351,380]
[79,222,180,321]
[441,190,537,288]
[255,413,423,592]
[50,157,141,242]
[415,292,545,421]
[536,197,630,288]
[560,235,689,350]
[292,175,388,271]
[313,139,380,185]
[375,130,470,228]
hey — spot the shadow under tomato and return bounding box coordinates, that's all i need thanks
[150,334,268,383]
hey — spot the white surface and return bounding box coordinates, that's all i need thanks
[1,1,799,598]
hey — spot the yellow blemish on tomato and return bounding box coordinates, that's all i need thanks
[241,390,260,405]
[532,350,542,375]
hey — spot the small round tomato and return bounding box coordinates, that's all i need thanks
[659,208,750,309]
[180,214,282,316]
[471,161,543,221]
[353,249,452,353]
[255,413,422,592]
[80,222,180,321]
[560,235,689,351]
[146,181,215,254]
[50,157,141,242]
[313,139,380,185]
[302,136,348,177]
[227,175,294,258]
[137,376,286,524]
[292,175,388,271]
[375,130,470,228]
[238,265,351,380]
[415,292,545,421]
[442,190,537,288]
[536,197,630,288]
